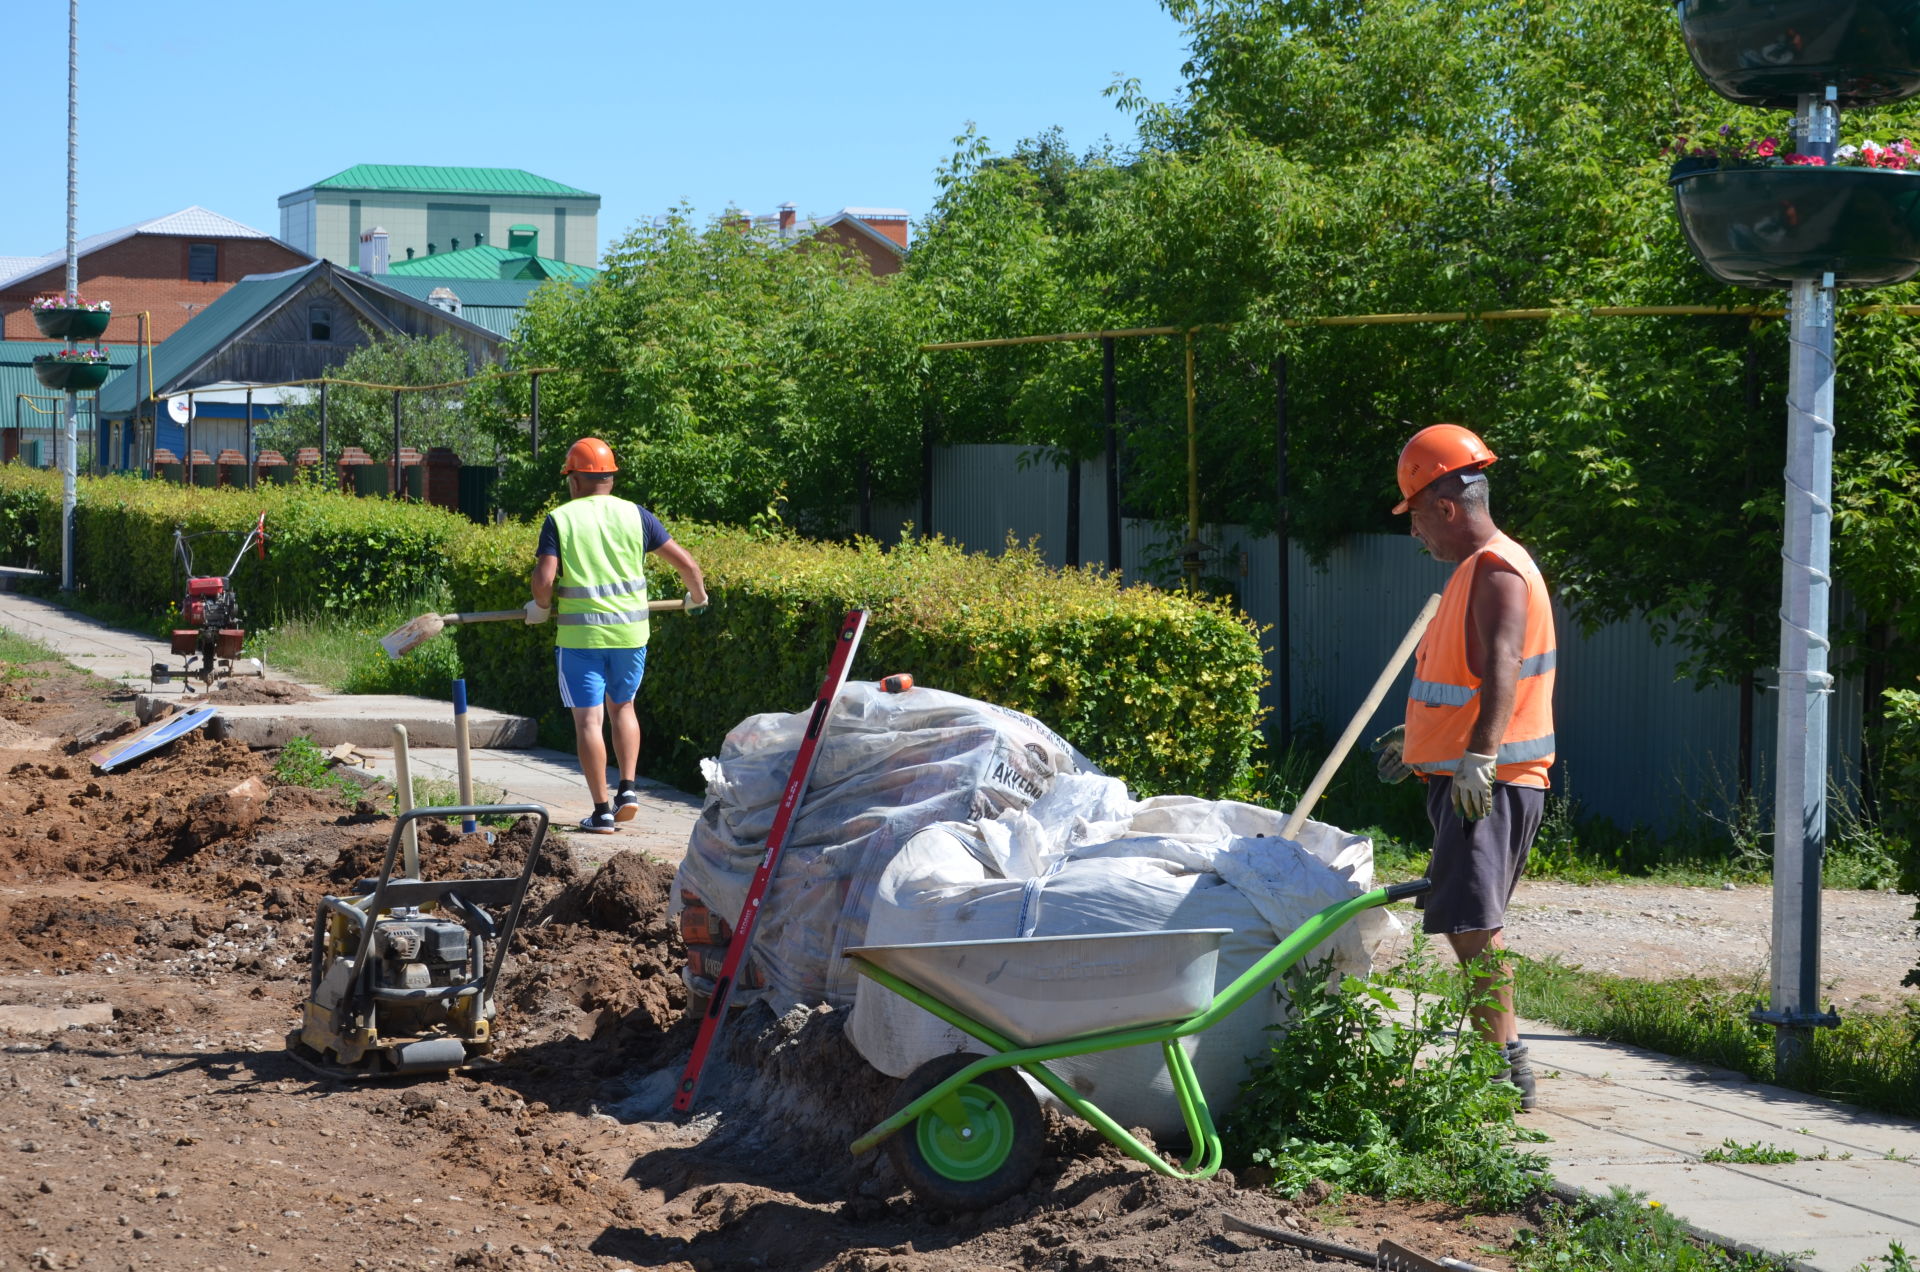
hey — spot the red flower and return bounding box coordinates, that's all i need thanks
[1756,138,1778,157]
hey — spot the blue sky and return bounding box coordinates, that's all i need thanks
[3,2,1189,260]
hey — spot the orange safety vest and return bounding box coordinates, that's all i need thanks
[1403,532,1557,788]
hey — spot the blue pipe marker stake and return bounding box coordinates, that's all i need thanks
[452,678,476,834]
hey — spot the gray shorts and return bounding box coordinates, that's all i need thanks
[1417,777,1546,935]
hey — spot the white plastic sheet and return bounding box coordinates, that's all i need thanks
[845,783,1394,1136]
[672,681,1095,1010]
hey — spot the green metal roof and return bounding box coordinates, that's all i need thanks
[384,244,599,282]
[367,275,573,340]
[94,266,315,417]
[307,165,596,198]
[3,340,139,421]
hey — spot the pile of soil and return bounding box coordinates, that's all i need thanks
[190,677,318,705]
[0,653,1530,1272]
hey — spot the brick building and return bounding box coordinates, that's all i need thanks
[749,204,910,275]
[0,207,311,345]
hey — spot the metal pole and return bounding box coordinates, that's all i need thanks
[318,379,328,463]
[184,393,194,484]
[858,455,872,536]
[244,388,254,490]
[392,390,402,496]
[452,679,476,836]
[59,0,78,592]
[528,372,540,462]
[1104,336,1120,574]
[1065,448,1081,568]
[1758,86,1840,1074]
[920,403,934,537]
[1183,331,1200,591]
[1274,355,1292,749]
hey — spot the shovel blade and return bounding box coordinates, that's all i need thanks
[380,613,444,660]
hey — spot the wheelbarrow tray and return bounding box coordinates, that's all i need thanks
[848,878,1432,1197]
[842,928,1232,1047]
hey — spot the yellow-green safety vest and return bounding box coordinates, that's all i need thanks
[549,495,651,650]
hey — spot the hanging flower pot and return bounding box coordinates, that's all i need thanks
[31,308,112,340]
[1679,0,1920,109]
[31,353,113,392]
[28,294,112,340]
[1671,166,1920,287]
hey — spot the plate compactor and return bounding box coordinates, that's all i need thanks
[288,803,549,1079]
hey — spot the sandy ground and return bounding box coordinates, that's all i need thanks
[0,654,1540,1272]
[0,652,1909,1272]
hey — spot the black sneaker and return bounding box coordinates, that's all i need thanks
[613,789,640,822]
[577,809,617,835]
[1505,1041,1538,1112]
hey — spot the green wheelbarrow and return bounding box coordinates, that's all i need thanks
[845,876,1432,1209]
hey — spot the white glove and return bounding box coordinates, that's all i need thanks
[524,599,550,625]
[1370,725,1414,784]
[1450,751,1499,821]
[684,589,710,616]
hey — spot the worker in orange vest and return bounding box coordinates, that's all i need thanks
[1371,423,1556,1111]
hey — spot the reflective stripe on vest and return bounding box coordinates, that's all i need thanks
[1402,532,1558,788]
[1408,650,1557,708]
[554,578,648,601]
[550,496,651,650]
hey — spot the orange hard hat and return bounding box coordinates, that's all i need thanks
[1393,424,1497,513]
[560,437,618,476]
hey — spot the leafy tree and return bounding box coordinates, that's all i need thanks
[262,333,479,461]
[477,209,921,531]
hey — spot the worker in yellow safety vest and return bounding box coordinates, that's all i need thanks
[1370,423,1556,1111]
[526,437,708,834]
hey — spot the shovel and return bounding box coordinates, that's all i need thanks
[380,598,689,660]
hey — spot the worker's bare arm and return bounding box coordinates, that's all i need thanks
[530,554,559,608]
[1466,558,1527,757]
[654,540,707,607]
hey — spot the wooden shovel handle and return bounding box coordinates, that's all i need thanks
[1281,592,1441,841]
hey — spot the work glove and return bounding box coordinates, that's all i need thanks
[1450,751,1499,821]
[684,590,710,617]
[524,599,550,625]
[1370,725,1414,784]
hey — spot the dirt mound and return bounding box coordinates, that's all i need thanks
[191,677,316,705]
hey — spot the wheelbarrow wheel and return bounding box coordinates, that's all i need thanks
[885,1052,1044,1210]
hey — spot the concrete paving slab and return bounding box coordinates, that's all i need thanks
[1523,1028,1920,1270]
[135,693,537,749]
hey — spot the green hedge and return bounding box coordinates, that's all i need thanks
[449,527,1268,795]
[0,467,1270,796]
[0,466,469,619]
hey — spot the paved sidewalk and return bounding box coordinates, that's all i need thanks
[0,589,700,862]
[1524,1023,1920,1271]
[354,744,698,866]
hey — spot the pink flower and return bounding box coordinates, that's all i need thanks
[1784,154,1826,166]
[1756,138,1778,157]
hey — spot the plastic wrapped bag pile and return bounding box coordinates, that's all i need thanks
[673,682,1400,1135]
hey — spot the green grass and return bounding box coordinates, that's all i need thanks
[1228,935,1549,1210]
[1514,1187,1797,1272]
[0,627,60,666]
[1237,728,1908,891]
[1699,1139,1804,1164]
[269,734,363,803]
[1513,956,1920,1120]
[252,591,464,698]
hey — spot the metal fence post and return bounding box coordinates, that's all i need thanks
[529,372,540,462]
[1104,336,1120,575]
[1274,355,1292,748]
[318,380,328,463]
[392,390,402,495]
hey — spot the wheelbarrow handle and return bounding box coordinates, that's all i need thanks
[1382,877,1433,904]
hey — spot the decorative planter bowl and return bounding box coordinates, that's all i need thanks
[1679,0,1920,109]
[30,357,112,391]
[31,307,111,340]
[1671,166,1920,287]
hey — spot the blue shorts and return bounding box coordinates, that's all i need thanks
[555,645,647,709]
